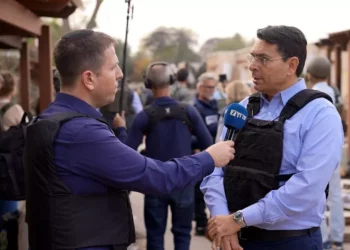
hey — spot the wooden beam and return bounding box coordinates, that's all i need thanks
[32,5,77,18]
[327,45,333,84]
[39,25,53,112]
[335,45,342,91]
[0,36,22,49]
[0,0,43,37]
[20,41,30,112]
[18,0,71,13]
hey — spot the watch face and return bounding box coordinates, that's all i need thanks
[234,212,242,219]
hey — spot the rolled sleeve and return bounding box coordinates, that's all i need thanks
[200,168,230,217]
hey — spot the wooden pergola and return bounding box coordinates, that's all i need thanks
[0,0,81,112]
[316,30,350,158]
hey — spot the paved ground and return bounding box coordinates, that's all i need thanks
[128,192,350,250]
[128,192,213,250]
[126,142,350,249]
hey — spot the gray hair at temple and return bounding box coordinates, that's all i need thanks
[197,72,218,87]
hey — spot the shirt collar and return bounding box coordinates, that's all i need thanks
[313,81,328,88]
[195,98,217,109]
[54,93,103,118]
[260,78,307,106]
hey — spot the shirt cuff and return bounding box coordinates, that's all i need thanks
[242,202,264,226]
[210,204,230,217]
[114,127,126,135]
[193,151,215,178]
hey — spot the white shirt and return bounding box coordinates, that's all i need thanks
[312,82,335,104]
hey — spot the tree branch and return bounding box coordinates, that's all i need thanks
[62,18,72,35]
[86,0,104,30]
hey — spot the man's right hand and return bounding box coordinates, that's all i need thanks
[205,141,235,167]
[212,234,243,250]
[113,111,126,128]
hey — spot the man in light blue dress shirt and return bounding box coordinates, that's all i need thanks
[201,25,344,250]
[306,56,344,250]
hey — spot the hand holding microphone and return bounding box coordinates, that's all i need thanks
[205,141,235,167]
[223,103,248,141]
[205,103,248,167]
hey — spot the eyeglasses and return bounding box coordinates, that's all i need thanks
[247,54,284,66]
[201,85,216,90]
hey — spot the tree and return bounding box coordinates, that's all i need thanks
[141,27,200,64]
[114,39,133,79]
[214,33,247,51]
[132,51,152,82]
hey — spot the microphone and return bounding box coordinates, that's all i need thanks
[223,103,248,141]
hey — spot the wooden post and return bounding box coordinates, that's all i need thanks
[20,40,30,112]
[38,25,53,112]
[335,45,342,91]
[347,41,350,160]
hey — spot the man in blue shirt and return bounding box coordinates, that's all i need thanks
[194,72,219,142]
[24,29,236,250]
[201,25,343,250]
[127,62,213,250]
[306,56,345,250]
[193,72,220,235]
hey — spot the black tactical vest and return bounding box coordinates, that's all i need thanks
[142,103,193,134]
[24,112,135,250]
[224,89,332,213]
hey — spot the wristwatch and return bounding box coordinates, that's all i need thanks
[232,210,247,228]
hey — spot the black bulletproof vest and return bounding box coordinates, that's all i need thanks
[143,103,193,134]
[24,112,135,250]
[224,89,332,213]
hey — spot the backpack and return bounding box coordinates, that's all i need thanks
[143,103,193,135]
[0,111,32,200]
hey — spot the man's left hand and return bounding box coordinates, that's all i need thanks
[208,215,241,240]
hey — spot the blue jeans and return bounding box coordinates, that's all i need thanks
[240,228,322,250]
[144,187,194,250]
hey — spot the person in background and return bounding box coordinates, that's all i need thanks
[127,62,213,250]
[306,56,345,250]
[194,72,219,141]
[138,85,154,107]
[170,68,194,105]
[0,71,27,250]
[0,72,25,131]
[193,72,219,236]
[215,80,251,143]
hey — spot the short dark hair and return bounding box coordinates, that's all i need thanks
[177,68,189,82]
[54,29,116,88]
[257,25,307,77]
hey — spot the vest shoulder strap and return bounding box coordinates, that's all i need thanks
[279,89,332,123]
[47,112,109,126]
[247,93,261,118]
[143,103,193,134]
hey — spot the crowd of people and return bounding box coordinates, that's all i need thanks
[0,25,347,250]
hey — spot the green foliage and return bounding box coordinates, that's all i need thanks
[214,33,249,51]
[141,27,200,64]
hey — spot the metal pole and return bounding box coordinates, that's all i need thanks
[118,0,132,114]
